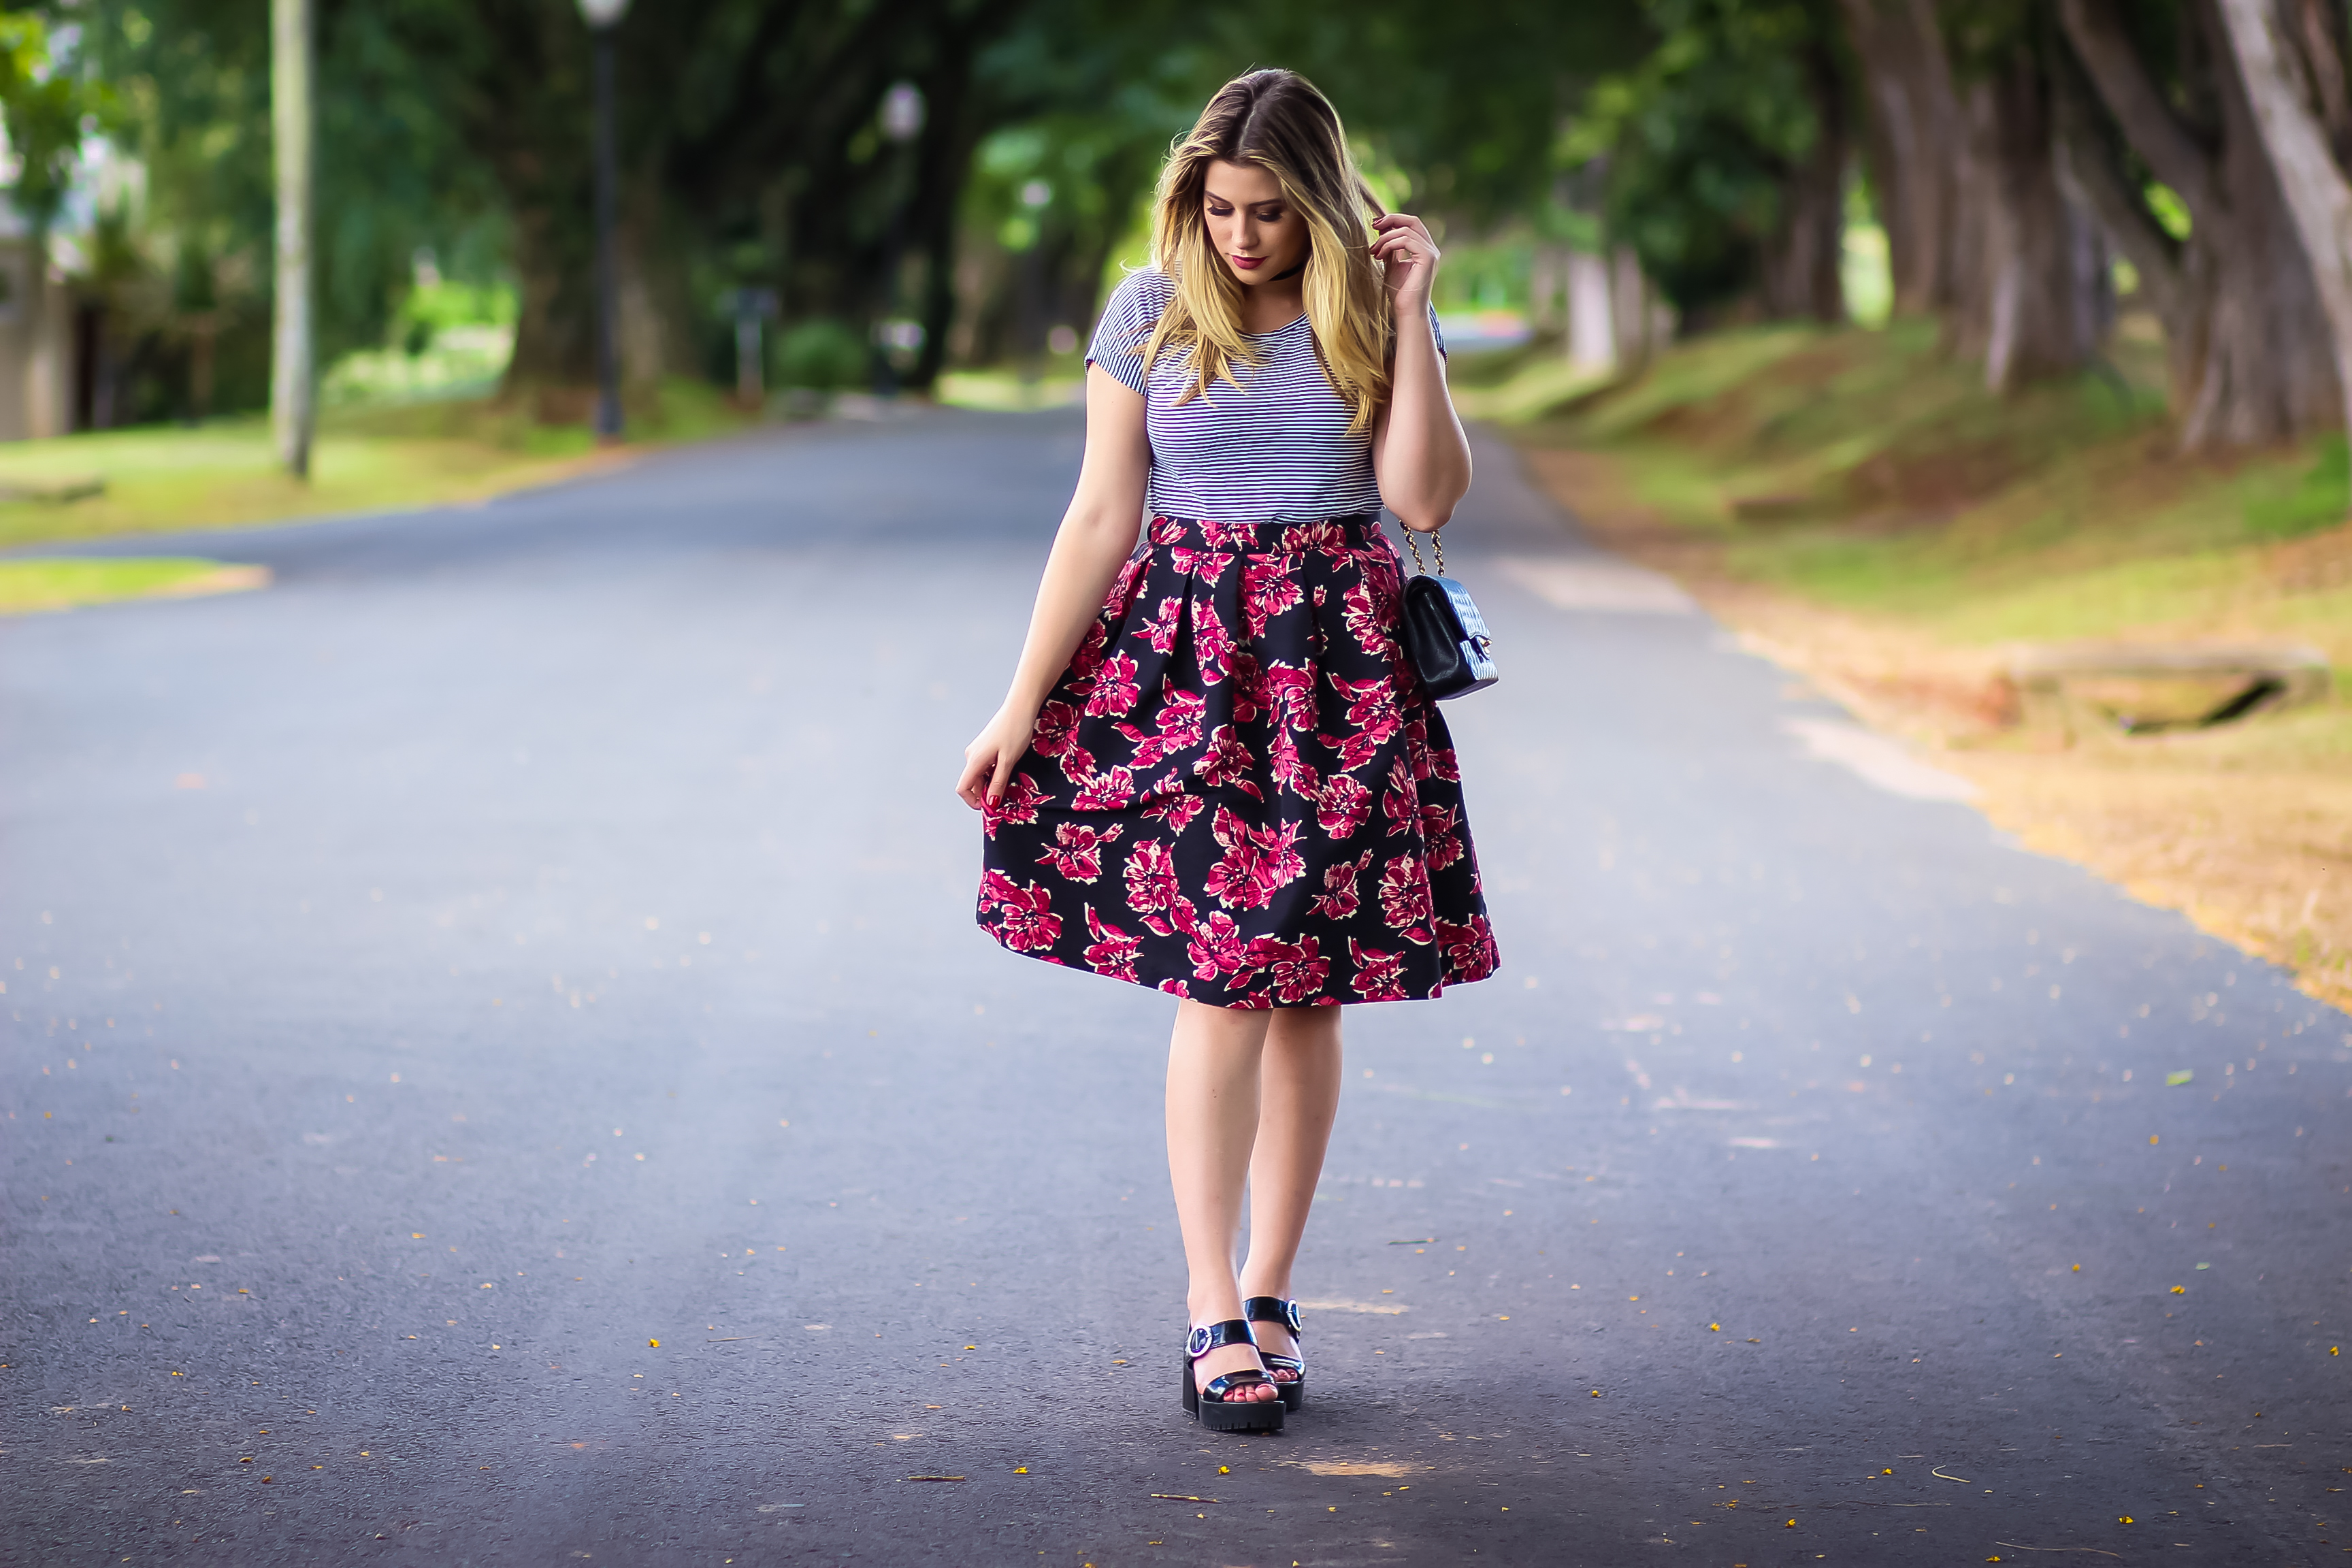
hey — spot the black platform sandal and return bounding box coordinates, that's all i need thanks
[1244,1296,1307,1411]
[1181,1320,1286,1433]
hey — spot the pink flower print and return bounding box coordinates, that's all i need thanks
[1081,905,1144,982]
[1433,914,1499,981]
[1309,848,1375,921]
[1142,790,1205,836]
[1067,620,1109,687]
[1267,726,1319,800]
[1419,801,1465,870]
[1333,674,1402,741]
[1186,907,1251,981]
[1141,594,1186,653]
[1189,597,1236,685]
[1229,652,1267,725]
[1169,545,1232,584]
[1341,578,1399,657]
[1106,553,1147,619]
[1258,661,1318,734]
[1122,838,1183,919]
[1030,700,1083,759]
[981,772,1045,834]
[1381,753,1419,836]
[1279,519,1351,559]
[1426,738,1463,783]
[1241,554,1305,638]
[1115,681,1205,768]
[981,871,1062,953]
[1030,699,1096,785]
[1041,821,1124,882]
[1190,725,1264,800]
[1156,976,1193,1000]
[1149,516,1185,546]
[1315,772,1371,838]
[1348,938,1409,1002]
[1071,765,1137,813]
[1376,854,1434,941]
[1201,519,1258,549]
[1245,934,1330,1004]
[1083,649,1141,717]
[1203,804,1306,911]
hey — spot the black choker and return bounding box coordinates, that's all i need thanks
[1270,260,1306,282]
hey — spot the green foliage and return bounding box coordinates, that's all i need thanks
[0,11,107,231]
[1567,0,1835,315]
[774,319,870,391]
[2244,438,2351,540]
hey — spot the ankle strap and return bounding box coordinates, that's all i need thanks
[1186,1319,1256,1360]
[1243,1296,1303,1334]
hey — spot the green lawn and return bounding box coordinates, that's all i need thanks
[0,556,268,615]
[0,379,757,553]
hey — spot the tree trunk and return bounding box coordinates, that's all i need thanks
[1839,0,1967,314]
[1759,29,1850,323]
[2059,0,2340,446]
[270,0,314,476]
[1952,47,2107,390]
[2215,0,2352,504]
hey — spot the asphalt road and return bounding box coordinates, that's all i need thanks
[5,410,2349,1568]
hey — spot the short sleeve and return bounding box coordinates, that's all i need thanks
[1428,301,1447,358]
[1087,271,1171,396]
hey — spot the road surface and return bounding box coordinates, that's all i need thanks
[5,410,2348,1565]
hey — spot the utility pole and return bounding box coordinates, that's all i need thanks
[270,0,314,478]
[579,0,630,442]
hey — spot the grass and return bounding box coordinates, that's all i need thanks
[1502,318,2352,1011]
[0,378,757,553]
[0,556,268,615]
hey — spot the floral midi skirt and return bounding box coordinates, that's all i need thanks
[976,514,1499,1008]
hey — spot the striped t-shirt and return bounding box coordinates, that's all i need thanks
[1086,269,1445,523]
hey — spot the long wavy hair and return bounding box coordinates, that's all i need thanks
[1141,69,1393,432]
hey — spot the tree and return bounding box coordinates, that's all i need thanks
[1942,4,2110,391]
[1571,0,1850,325]
[0,11,103,435]
[272,0,313,475]
[2058,0,2338,448]
[2212,0,2352,507]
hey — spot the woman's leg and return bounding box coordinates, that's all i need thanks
[1166,998,1281,1402]
[1237,1004,1344,1372]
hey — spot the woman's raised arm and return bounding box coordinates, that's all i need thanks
[956,364,1152,809]
[1367,212,1473,532]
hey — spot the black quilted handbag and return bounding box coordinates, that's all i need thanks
[1398,525,1498,700]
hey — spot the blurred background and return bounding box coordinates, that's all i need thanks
[0,0,2342,1001]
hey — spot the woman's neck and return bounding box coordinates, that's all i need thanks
[1237,276,1307,334]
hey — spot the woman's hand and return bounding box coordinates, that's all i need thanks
[956,703,1039,811]
[1371,212,1441,311]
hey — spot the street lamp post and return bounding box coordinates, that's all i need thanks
[578,0,630,442]
[871,82,925,399]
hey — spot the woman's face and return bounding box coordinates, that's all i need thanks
[1203,159,1307,287]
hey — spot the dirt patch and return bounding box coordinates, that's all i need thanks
[1520,444,2351,1015]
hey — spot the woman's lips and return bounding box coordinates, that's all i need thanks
[1230,254,1265,270]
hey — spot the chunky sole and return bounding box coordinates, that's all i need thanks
[1274,1379,1305,1413]
[1181,1362,1286,1432]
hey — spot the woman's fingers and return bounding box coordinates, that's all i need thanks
[956,746,994,809]
[987,746,1021,805]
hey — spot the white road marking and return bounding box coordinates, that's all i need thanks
[1782,717,1979,803]
[1501,555,1699,614]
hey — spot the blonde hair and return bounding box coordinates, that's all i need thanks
[1142,69,1394,433]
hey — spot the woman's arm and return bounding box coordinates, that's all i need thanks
[1368,212,1473,532]
[956,364,1152,809]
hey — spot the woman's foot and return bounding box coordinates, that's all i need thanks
[1184,1320,1286,1431]
[1192,1336,1281,1404]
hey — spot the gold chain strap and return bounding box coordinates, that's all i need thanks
[1402,525,1446,577]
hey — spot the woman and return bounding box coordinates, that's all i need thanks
[955,67,1497,1433]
